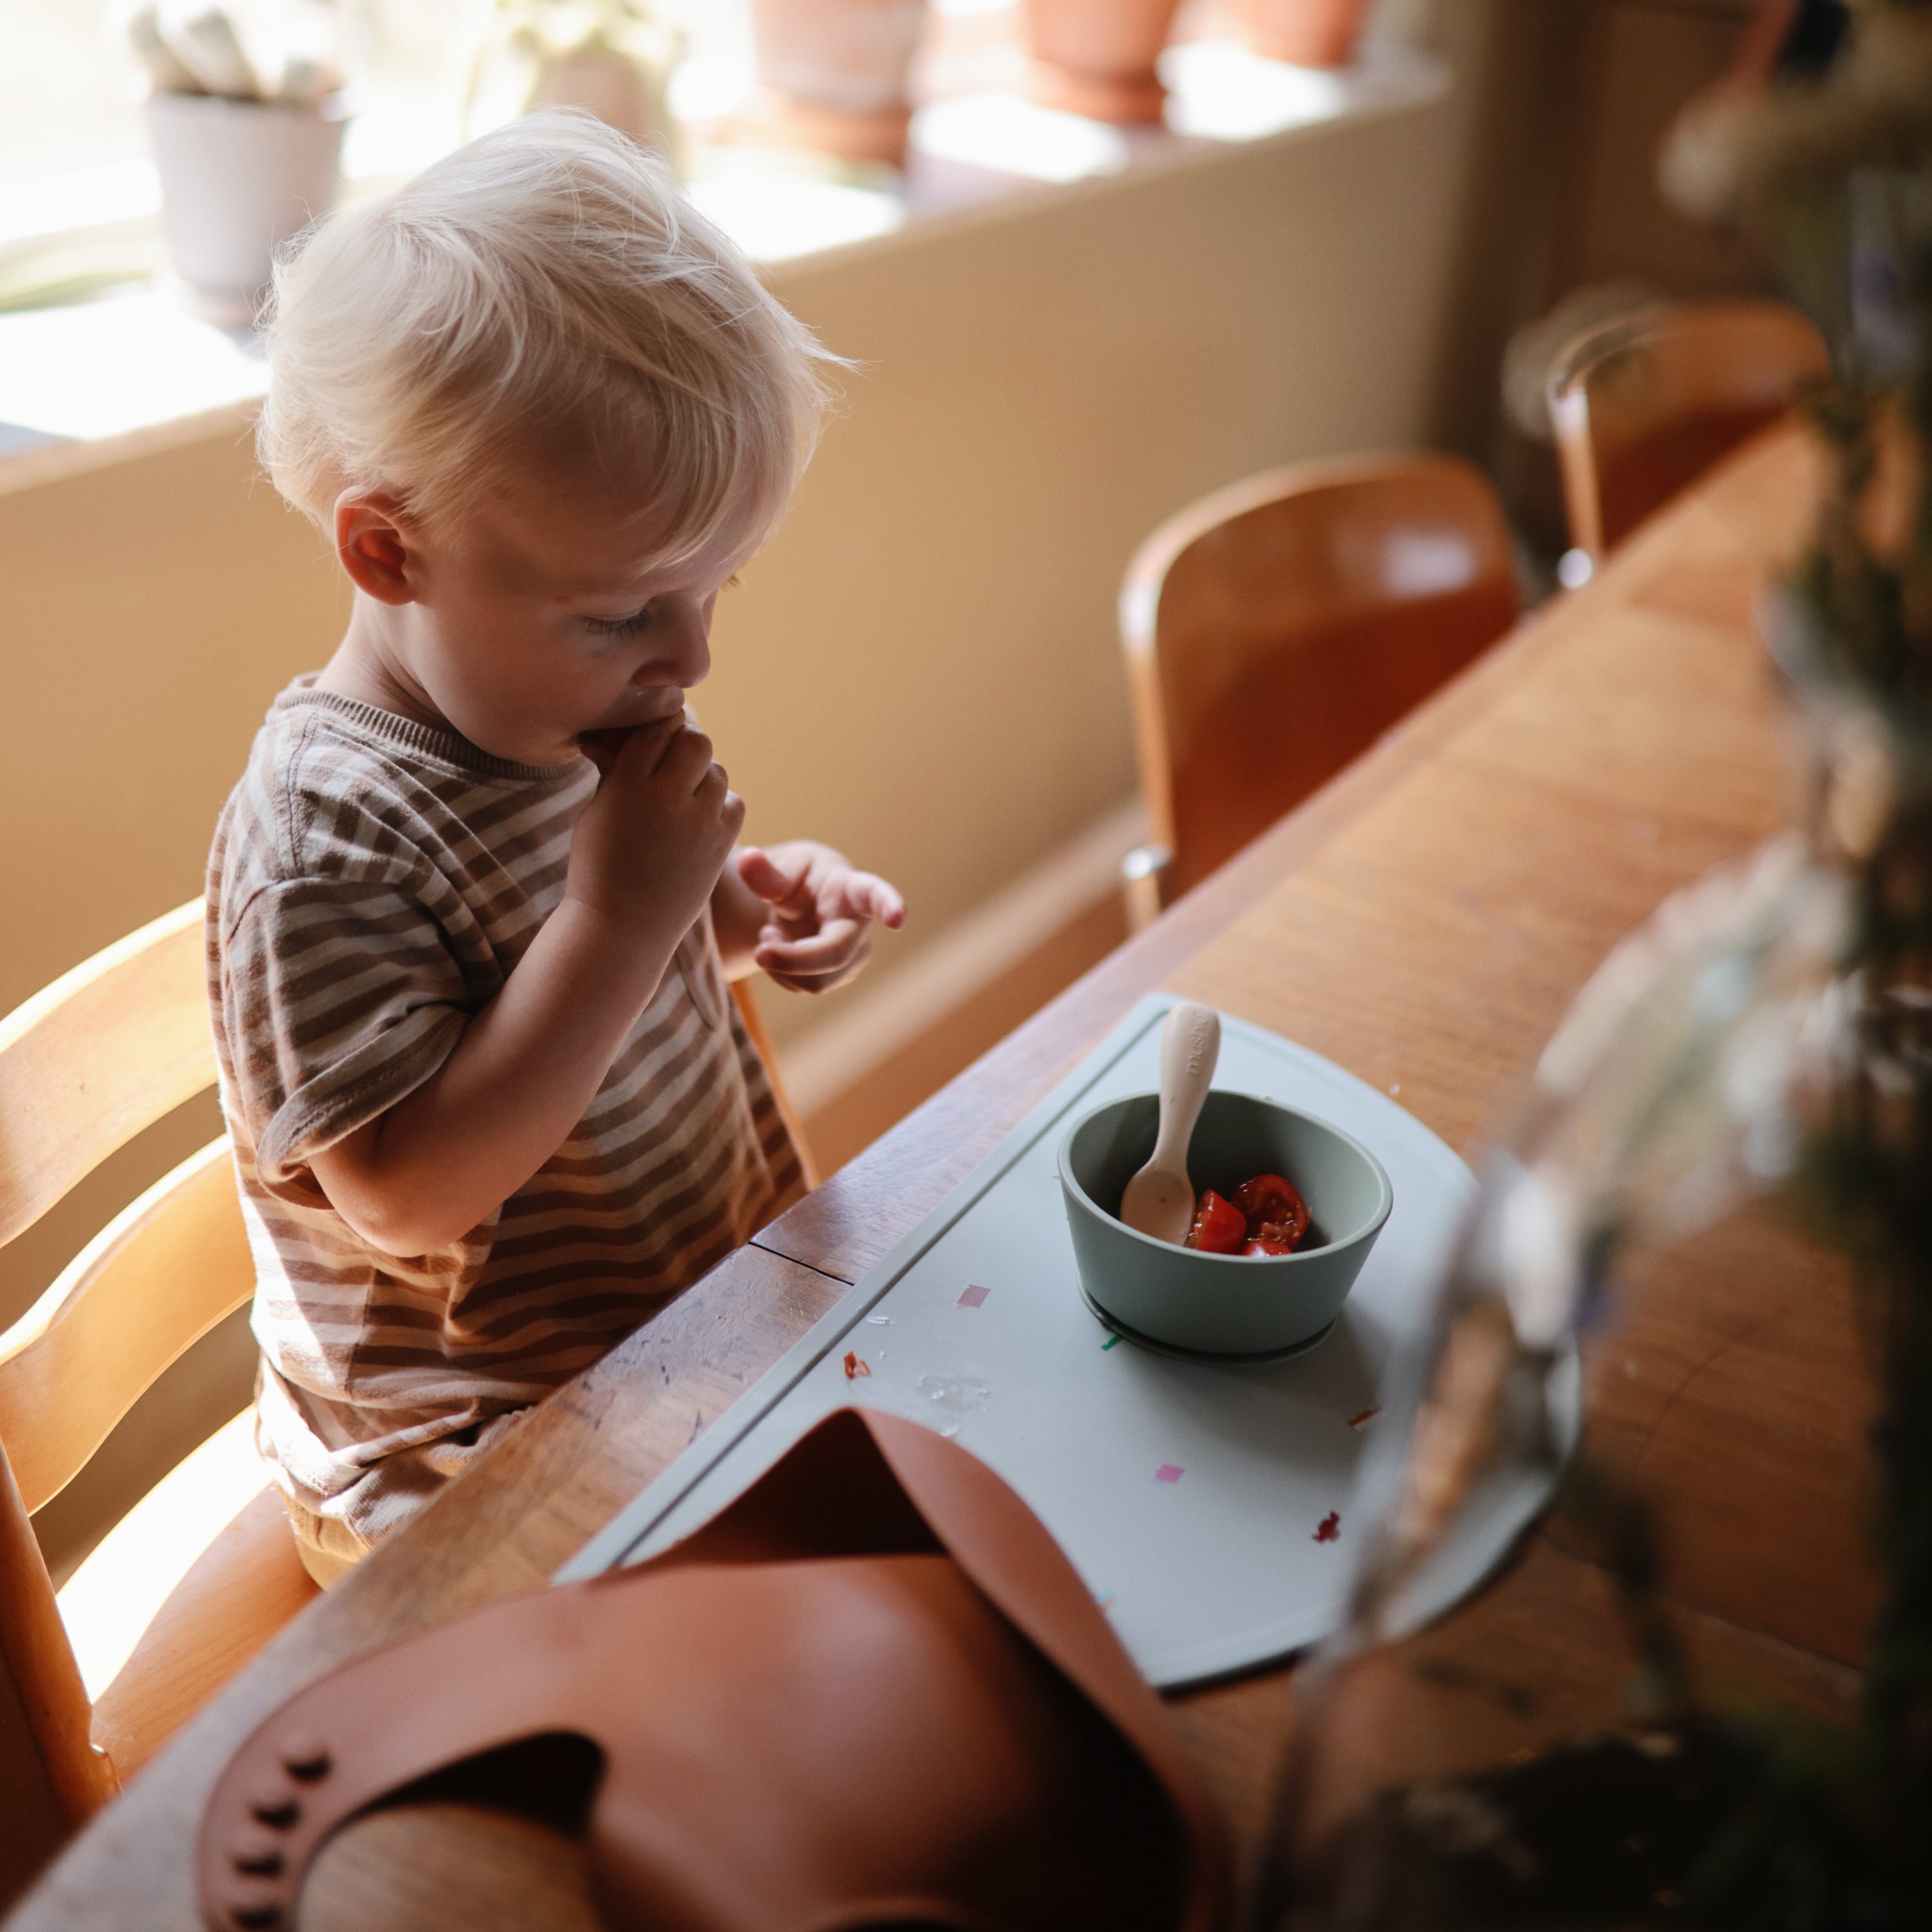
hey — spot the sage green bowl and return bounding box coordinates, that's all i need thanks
[1057,1092,1394,1359]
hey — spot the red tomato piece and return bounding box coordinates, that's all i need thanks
[1185,1189,1247,1254]
[1242,1237,1297,1258]
[1231,1173,1311,1252]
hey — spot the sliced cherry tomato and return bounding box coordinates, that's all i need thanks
[1242,1236,1298,1258]
[1231,1173,1311,1252]
[1185,1188,1247,1254]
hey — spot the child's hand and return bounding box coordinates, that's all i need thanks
[736,843,905,994]
[567,720,743,941]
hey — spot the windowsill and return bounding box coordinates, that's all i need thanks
[0,39,1445,491]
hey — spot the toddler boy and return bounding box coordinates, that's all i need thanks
[207,113,902,1584]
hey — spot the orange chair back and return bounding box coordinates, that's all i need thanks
[1550,298,1829,561]
[1122,453,1519,900]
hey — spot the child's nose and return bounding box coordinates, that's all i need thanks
[646,599,712,688]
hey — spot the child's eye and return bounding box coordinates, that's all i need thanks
[587,605,651,638]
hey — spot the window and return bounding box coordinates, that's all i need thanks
[1,2,147,185]
[0,0,1420,440]
[1,0,535,309]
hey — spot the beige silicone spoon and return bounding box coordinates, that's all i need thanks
[1119,1002,1222,1246]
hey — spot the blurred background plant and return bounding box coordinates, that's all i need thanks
[1260,3,1932,1926]
[464,0,683,163]
[118,0,345,106]
[1714,0,1932,1908]
[1663,3,1932,1899]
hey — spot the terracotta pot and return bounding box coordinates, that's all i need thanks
[743,0,928,166]
[1239,0,1374,68]
[1023,0,1187,125]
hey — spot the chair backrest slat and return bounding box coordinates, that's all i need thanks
[0,1139,253,1515]
[1122,453,1519,899]
[731,980,820,1191]
[1550,298,1830,561]
[0,1440,117,1854]
[0,902,215,1257]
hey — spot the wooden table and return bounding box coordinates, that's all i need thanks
[11,424,1876,1930]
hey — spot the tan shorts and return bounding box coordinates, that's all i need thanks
[278,1494,366,1590]
[268,1406,531,1587]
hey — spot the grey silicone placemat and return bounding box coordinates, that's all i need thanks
[561,996,1578,1689]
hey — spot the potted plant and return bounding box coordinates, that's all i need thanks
[466,0,684,166]
[1236,0,1376,70]
[126,1,346,327]
[1021,0,1186,124]
[730,0,930,169]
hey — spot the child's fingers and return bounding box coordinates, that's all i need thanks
[835,871,905,929]
[655,724,723,793]
[762,951,870,992]
[737,845,810,908]
[597,715,683,775]
[754,918,867,979]
[581,719,668,777]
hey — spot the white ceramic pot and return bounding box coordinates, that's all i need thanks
[144,92,345,327]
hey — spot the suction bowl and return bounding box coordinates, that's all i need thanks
[1057,1091,1392,1358]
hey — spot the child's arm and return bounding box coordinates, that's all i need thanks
[714,843,906,992]
[309,719,740,1257]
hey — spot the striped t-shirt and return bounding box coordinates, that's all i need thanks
[205,678,804,1555]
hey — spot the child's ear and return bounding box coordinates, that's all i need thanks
[334,491,419,605]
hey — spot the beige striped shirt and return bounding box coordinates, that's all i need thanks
[206,679,803,1553]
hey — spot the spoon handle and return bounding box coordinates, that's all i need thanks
[1150,1002,1220,1177]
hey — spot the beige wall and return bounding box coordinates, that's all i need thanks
[0,421,348,1020]
[703,76,1477,1051]
[1,19,1507,1562]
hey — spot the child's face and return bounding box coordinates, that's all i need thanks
[374,466,766,768]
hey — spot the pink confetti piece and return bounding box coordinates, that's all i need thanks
[1347,1406,1382,1430]
[843,1351,870,1379]
[1155,1464,1184,1485]
[1314,1511,1341,1542]
[956,1283,989,1309]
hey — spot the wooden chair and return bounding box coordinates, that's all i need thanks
[1117,453,1520,926]
[0,901,320,1911]
[1549,298,1829,564]
[731,980,820,1190]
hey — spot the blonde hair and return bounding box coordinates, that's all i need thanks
[259,111,838,555]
